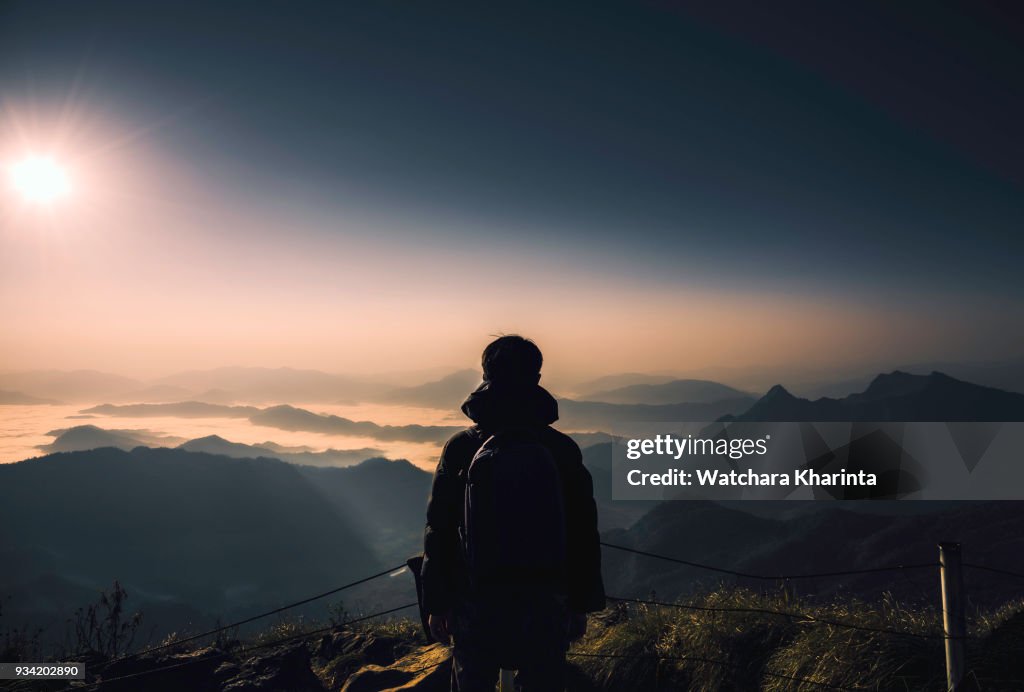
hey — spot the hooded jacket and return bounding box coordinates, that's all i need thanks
[420,380,606,615]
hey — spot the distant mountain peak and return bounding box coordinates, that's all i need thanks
[580,378,749,406]
[189,434,230,444]
[356,456,394,467]
[862,370,930,398]
[763,384,794,399]
[352,456,419,471]
[862,370,976,401]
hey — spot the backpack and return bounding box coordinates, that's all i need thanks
[460,429,568,588]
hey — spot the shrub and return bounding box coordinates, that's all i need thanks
[69,580,143,658]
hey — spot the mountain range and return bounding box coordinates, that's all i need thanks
[0,370,142,403]
[154,367,385,404]
[370,369,480,409]
[729,370,1024,422]
[77,402,462,444]
[0,389,61,405]
[40,428,382,468]
[6,361,1024,409]
[39,425,186,453]
[34,397,758,464]
[581,378,751,406]
[35,427,641,532]
[557,396,755,430]
[0,448,390,643]
[571,373,678,397]
[179,435,383,467]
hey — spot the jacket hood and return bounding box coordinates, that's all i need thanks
[460,380,559,431]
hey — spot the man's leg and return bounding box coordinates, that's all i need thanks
[451,598,501,692]
[514,649,567,692]
[509,592,570,692]
[451,641,501,692]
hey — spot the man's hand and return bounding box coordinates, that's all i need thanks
[428,611,453,643]
[568,612,587,642]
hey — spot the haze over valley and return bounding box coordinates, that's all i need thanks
[4,362,1024,652]
[6,361,1023,468]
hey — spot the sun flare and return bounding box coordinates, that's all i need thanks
[9,156,71,203]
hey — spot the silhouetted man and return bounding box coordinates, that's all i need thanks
[422,335,605,692]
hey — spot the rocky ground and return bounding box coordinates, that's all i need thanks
[4,628,450,692]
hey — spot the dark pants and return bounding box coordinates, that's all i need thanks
[451,591,569,692]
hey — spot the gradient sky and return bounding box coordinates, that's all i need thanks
[1,1,1022,383]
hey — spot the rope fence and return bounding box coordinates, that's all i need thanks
[106,562,408,665]
[599,541,940,580]
[48,540,1024,691]
[57,603,418,691]
[962,562,1024,581]
[566,651,865,691]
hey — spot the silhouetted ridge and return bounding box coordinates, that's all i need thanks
[375,369,480,408]
[350,455,415,471]
[40,425,183,454]
[297,455,432,562]
[858,370,932,399]
[559,397,754,428]
[0,389,60,405]
[583,379,750,406]
[0,447,382,637]
[190,434,230,444]
[733,371,1024,421]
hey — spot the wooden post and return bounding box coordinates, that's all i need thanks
[498,668,515,691]
[939,542,967,691]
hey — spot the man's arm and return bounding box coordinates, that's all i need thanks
[563,441,606,613]
[421,434,468,617]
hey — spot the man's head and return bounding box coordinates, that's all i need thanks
[481,335,543,386]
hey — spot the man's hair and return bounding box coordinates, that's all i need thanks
[481,335,543,384]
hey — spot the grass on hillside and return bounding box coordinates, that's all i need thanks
[50,588,1022,691]
[570,588,1024,691]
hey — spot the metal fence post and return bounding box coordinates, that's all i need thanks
[939,542,967,691]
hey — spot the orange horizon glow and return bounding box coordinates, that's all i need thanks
[1,101,1019,389]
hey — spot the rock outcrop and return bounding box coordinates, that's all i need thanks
[341,643,451,692]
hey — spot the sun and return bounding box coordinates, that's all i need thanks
[9,156,71,204]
